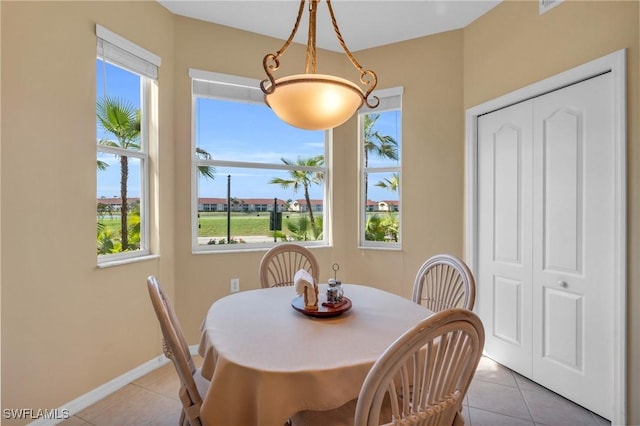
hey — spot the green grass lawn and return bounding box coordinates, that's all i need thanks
[98,212,318,239]
[197,212,313,239]
[98,211,397,241]
[199,213,270,236]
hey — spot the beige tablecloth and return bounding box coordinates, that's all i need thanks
[198,284,432,426]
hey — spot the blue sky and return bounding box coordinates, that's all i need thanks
[96,60,142,199]
[96,60,400,202]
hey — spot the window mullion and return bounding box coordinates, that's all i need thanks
[197,159,325,173]
[363,166,401,174]
[97,145,145,158]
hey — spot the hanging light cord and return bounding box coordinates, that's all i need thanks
[325,0,378,108]
[305,0,318,74]
[260,0,379,108]
[260,0,306,94]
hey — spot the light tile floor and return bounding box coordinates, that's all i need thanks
[60,356,610,426]
[464,357,610,426]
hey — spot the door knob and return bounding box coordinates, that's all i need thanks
[558,280,568,288]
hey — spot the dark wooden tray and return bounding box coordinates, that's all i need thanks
[291,296,352,318]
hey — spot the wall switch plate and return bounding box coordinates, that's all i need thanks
[539,0,563,15]
[230,278,240,293]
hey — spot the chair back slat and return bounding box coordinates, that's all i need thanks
[354,308,484,426]
[412,254,476,311]
[259,243,320,288]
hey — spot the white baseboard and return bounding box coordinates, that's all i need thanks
[28,346,202,425]
[29,352,177,426]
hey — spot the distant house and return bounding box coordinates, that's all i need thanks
[96,197,140,212]
[365,200,399,212]
[196,197,286,212]
[198,197,226,212]
[378,200,400,212]
[289,199,323,213]
[98,197,394,214]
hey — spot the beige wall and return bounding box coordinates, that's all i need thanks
[1,0,638,423]
[0,0,176,416]
[463,0,639,421]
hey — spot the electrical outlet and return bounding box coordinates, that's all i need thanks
[230,278,240,293]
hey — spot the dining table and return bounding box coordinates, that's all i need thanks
[197,283,433,426]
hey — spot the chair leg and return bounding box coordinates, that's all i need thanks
[179,409,188,426]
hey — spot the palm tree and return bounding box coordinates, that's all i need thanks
[372,172,400,241]
[365,213,398,242]
[196,147,216,180]
[269,155,324,230]
[97,160,108,170]
[374,172,400,193]
[286,215,311,241]
[363,114,398,167]
[97,96,140,251]
[286,215,323,241]
[363,114,399,199]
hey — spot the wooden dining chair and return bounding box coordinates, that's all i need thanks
[259,243,320,288]
[412,254,476,312]
[146,276,210,426]
[353,308,484,425]
[291,308,484,426]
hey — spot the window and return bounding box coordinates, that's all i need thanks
[190,70,329,252]
[96,25,160,263]
[358,88,403,248]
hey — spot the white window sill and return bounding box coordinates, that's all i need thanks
[192,242,330,255]
[97,254,160,268]
[358,244,402,251]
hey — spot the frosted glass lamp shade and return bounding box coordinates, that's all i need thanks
[264,74,364,130]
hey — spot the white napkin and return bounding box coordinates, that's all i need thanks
[294,269,317,305]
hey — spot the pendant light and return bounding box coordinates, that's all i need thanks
[260,0,379,130]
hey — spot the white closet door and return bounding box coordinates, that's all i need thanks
[477,72,614,419]
[531,73,613,419]
[478,100,534,376]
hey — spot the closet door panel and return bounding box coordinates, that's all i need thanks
[532,73,614,419]
[477,100,533,376]
[542,109,582,272]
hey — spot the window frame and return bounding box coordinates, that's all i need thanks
[96,25,160,266]
[189,69,332,253]
[358,87,403,249]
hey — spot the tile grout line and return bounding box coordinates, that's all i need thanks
[465,366,535,424]
[512,372,608,426]
[512,370,541,425]
[129,381,181,402]
[467,406,541,425]
[69,413,97,425]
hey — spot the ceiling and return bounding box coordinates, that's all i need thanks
[157,0,502,52]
